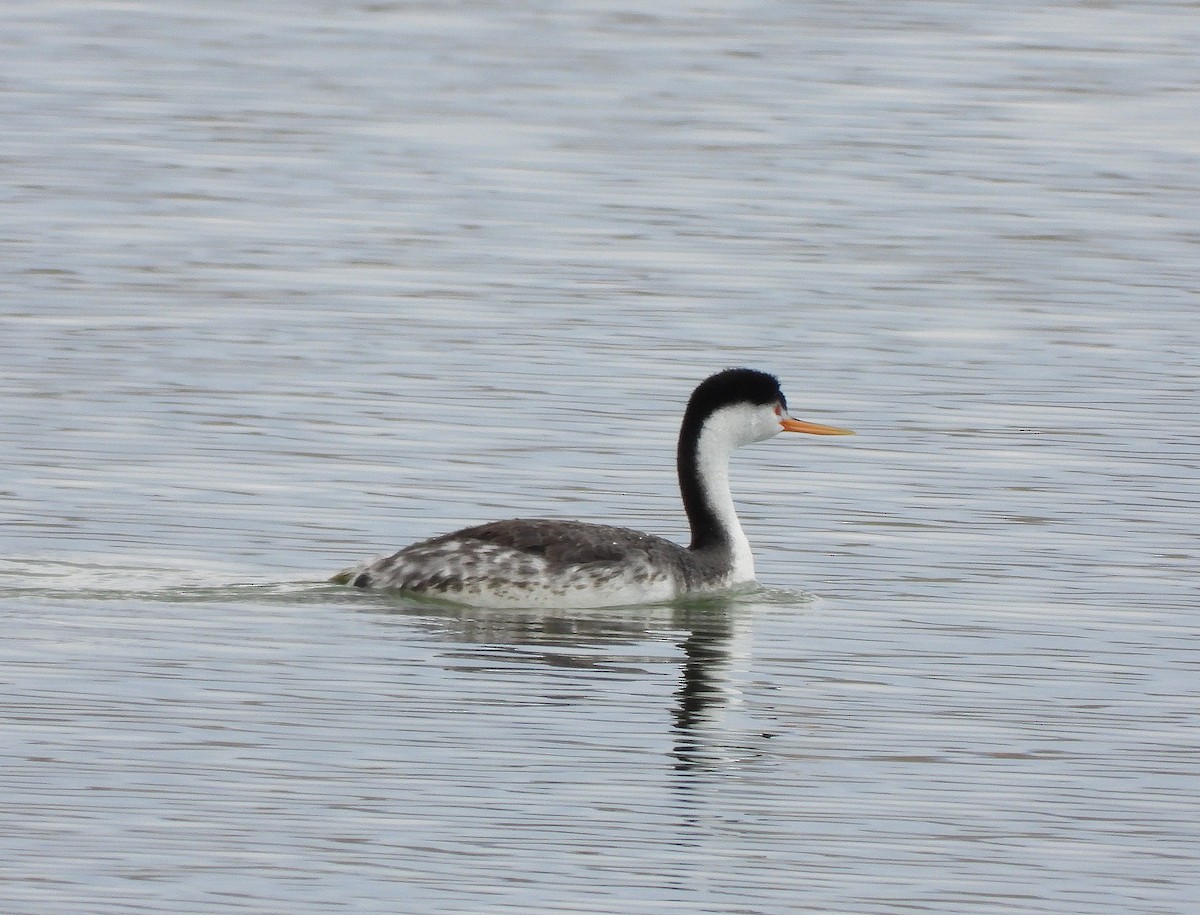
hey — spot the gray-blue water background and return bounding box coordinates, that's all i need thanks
[2,2,1197,913]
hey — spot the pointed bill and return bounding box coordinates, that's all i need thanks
[780,417,854,436]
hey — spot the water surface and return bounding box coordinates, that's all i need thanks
[2,1,1198,912]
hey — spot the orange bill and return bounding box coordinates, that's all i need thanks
[780,417,854,436]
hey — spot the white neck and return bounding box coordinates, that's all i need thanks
[692,417,756,582]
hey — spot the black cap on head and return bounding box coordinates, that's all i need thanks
[685,368,785,422]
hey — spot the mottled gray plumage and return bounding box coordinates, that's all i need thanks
[336,518,731,605]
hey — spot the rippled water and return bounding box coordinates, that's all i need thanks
[3,1,1198,912]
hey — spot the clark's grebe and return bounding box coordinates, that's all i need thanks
[333,368,852,608]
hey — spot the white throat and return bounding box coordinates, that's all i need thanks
[693,411,764,582]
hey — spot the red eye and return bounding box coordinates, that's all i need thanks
[774,404,782,416]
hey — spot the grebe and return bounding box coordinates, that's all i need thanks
[333,368,852,609]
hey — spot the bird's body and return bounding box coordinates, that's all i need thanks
[333,368,851,609]
[341,519,711,609]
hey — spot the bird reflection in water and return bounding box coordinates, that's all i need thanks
[669,601,747,773]
[359,592,758,772]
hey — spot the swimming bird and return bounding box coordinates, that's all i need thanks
[333,368,852,609]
